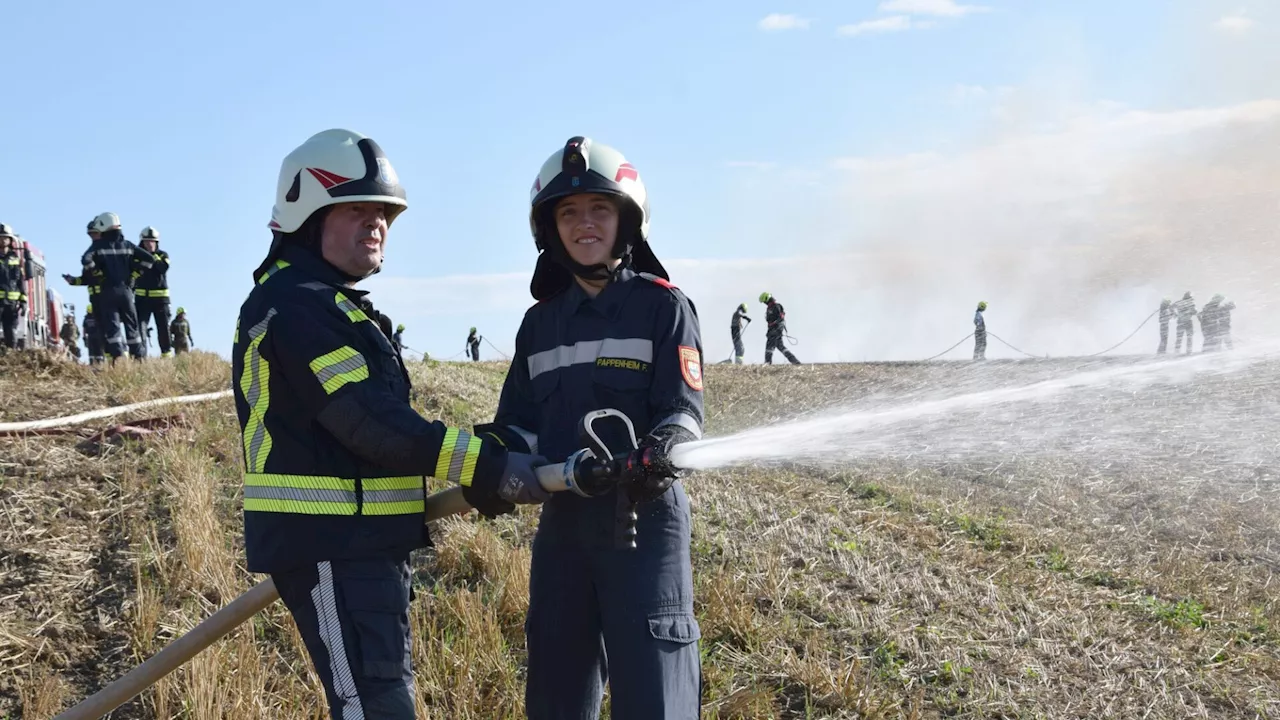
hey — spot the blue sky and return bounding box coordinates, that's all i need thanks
[4,0,1277,363]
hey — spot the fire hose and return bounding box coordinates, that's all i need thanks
[52,408,670,720]
[0,390,233,435]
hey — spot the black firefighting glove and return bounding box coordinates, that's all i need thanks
[462,450,547,519]
[624,425,695,504]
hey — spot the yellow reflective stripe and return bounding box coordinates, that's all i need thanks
[334,292,371,324]
[309,345,369,395]
[435,428,483,487]
[364,500,425,516]
[239,309,276,473]
[243,498,358,515]
[253,256,289,281]
[245,473,356,491]
[241,474,423,516]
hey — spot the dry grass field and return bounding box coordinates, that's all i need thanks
[1,351,1278,718]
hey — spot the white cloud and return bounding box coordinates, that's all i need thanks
[1214,12,1256,34]
[758,13,810,31]
[878,0,991,16]
[837,15,915,36]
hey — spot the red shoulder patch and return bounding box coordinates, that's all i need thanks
[639,273,677,290]
[679,346,704,392]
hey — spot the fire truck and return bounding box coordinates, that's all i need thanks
[13,237,66,352]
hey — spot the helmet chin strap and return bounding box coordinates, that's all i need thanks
[549,225,637,283]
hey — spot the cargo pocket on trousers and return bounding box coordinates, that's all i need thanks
[647,611,702,646]
[340,579,411,681]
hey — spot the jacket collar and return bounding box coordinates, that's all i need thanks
[559,266,641,322]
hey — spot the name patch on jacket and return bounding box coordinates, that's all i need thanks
[596,357,650,373]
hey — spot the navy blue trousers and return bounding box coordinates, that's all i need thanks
[96,285,142,358]
[272,556,416,719]
[525,482,702,720]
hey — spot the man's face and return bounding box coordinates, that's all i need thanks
[88,231,101,241]
[141,239,158,253]
[320,202,390,279]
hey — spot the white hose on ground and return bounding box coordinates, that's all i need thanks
[0,389,233,434]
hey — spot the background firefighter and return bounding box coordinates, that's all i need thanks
[60,311,81,360]
[1174,291,1196,354]
[0,226,24,350]
[730,302,750,364]
[170,307,193,354]
[973,301,988,360]
[65,219,107,358]
[1219,297,1236,350]
[466,326,481,361]
[759,292,800,365]
[134,226,175,357]
[81,212,155,361]
[1157,298,1173,354]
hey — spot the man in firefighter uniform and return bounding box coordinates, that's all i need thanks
[170,307,192,354]
[759,292,800,365]
[65,220,107,357]
[231,128,543,719]
[730,301,751,364]
[134,226,174,357]
[486,136,704,719]
[81,212,154,361]
[0,225,24,350]
[466,326,481,361]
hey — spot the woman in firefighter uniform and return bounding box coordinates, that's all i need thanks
[483,137,705,719]
[231,129,544,719]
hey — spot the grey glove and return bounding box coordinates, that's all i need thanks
[498,451,552,504]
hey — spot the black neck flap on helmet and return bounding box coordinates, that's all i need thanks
[529,136,669,301]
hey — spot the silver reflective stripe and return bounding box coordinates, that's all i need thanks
[511,425,539,454]
[96,247,133,256]
[654,412,703,440]
[243,309,277,471]
[314,352,368,387]
[311,562,365,720]
[527,338,653,380]
[445,432,472,484]
[243,486,357,504]
[301,281,331,291]
[364,489,425,504]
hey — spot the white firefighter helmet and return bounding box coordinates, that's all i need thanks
[526,137,667,300]
[528,136,650,251]
[268,128,408,234]
[140,226,160,242]
[0,223,15,240]
[91,212,122,233]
